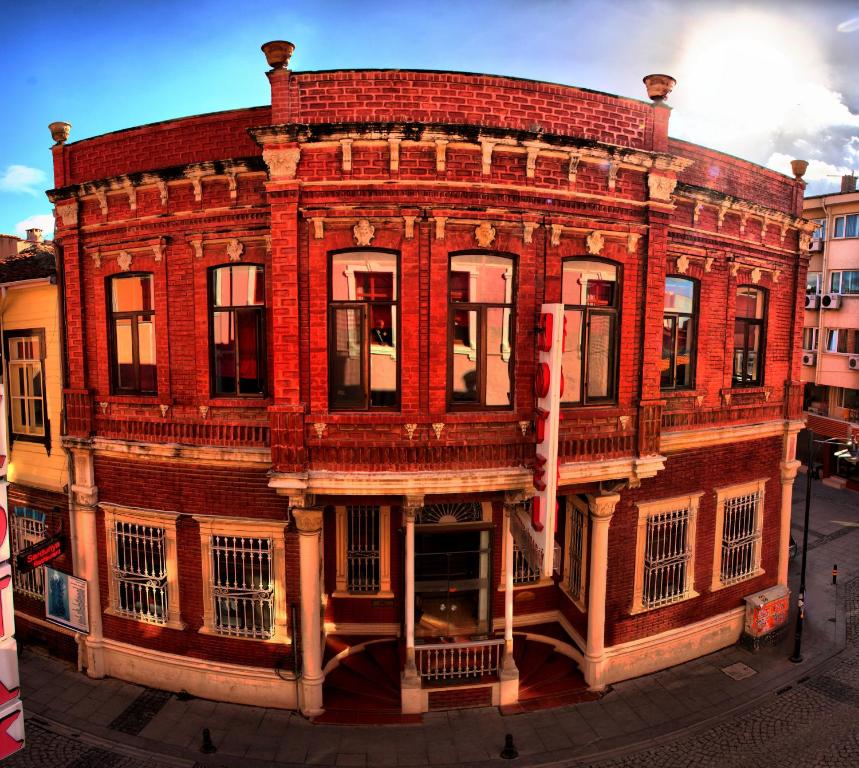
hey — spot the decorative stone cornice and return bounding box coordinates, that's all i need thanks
[87,237,168,271]
[647,174,678,202]
[55,201,78,227]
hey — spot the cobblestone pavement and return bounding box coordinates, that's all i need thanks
[582,572,859,768]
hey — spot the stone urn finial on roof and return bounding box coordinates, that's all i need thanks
[643,74,676,103]
[791,159,809,180]
[49,121,71,144]
[261,40,295,70]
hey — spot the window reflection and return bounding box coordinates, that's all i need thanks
[110,274,156,395]
[661,277,697,390]
[733,286,766,386]
[329,252,398,410]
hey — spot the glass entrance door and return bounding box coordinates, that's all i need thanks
[414,526,491,639]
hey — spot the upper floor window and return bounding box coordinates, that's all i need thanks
[109,274,156,395]
[833,214,858,239]
[329,251,398,410]
[661,277,697,390]
[733,287,766,387]
[561,259,619,405]
[806,272,821,295]
[812,219,826,241]
[4,330,47,442]
[830,271,859,295]
[802,327,819,352]
[448,253,515,409]
[210,265,266,396]
[825,329,859,355]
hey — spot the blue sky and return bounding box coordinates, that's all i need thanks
[2,0,859,239]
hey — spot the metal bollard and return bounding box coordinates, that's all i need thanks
[500,733,519,759]
[200,727,217,754]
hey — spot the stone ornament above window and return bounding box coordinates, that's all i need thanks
[475,222,496,248]
[226,239,244,262]
[648,174,677,202]
[262,146,300,179]
[353,219,375,247]
[117,251,133,272]
[415,502,483,525]
[586,231,605,255]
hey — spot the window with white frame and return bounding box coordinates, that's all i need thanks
[195,517,288,641]
[632,493,701,613]
[102,505,183,629]
[4,331,48,443]
[10,507,46,600]
[334,505,392,596]
[833,214,858,239]
[563,496,588,607]
[802,328,818,351]
[830,271,859,295]
[711,480,766,591]
[806,272,821,295]
[812,219,826,241]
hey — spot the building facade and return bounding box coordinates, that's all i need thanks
[0,230,75,660]
[802,177,859,488]
[41,43,809,718]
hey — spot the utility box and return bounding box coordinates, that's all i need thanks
[741,584,790,650]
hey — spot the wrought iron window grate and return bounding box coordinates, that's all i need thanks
[643,506,690,609]
[567,503,586,600]
[10,508,46,600]
[720,491,761,585]
[211,535,274,639]
[113,521,168,624]
[347,505,380,593]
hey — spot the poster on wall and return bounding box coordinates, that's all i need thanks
[44,568,89,634]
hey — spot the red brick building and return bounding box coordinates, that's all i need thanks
[41,42,810,718]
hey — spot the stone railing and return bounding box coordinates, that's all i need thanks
[94,414,269,448]
[415,638,504,683]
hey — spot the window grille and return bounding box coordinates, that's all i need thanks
[720,491,761,586]
[567,503,586,600]
[211,535,274,639]
[643,506,690,609]
[10,508,46,600]
[112,521,168,624]
[347,505,380,593]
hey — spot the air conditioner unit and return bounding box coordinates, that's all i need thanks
[810,239,823,252]
[849,355,859,371]
[802,352,817,366]
[821,293,842,309]
[805,294,820,310]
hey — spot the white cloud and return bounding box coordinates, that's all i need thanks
[766,152,851,182]
[14,214,54,240]
[836,18,859,33]
[0,165,48,197]
[668,9,859,164]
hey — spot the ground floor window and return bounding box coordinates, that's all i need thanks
[712,480,766,590]
[632,493,702,613]
[195,517,289,642]
[10,507,46,600]
[563,496,588,608]
[334,505,392,596]
[102,504,183,629]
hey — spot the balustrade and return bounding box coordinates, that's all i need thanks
[414,638,504,682]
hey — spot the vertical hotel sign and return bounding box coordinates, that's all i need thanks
[0,381,25,759]
[533,303,564,577]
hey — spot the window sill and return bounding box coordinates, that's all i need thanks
[103,394,160,404]
[710,567,765,594]
[558,582,586,613]
[205,397,272,407]
[197,624,292,644]
[331,590,394,600]
[661,389,701,399]
[104,607,186,631]
[630,588,700,616]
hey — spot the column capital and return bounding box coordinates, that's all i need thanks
[780,459,801,484]
[403,495,424,519]
[588,493,620,521]
[293,507,323,534]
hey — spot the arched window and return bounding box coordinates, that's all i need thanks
[108,273,156,394]
[661,276,698,390]
[733,286,766,387]
[448,253,515,409]
[209,264,266,396]
[328,250,399,410]
[561,259,619,405]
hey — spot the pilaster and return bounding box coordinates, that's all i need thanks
[401,495,423,714]
[293,505,324,717]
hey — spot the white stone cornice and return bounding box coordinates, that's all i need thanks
[262,146,300,180]
[55,201,78,227]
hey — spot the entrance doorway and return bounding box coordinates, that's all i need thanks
[414,525,491,639]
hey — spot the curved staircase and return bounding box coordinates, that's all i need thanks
[315,639,421,724]
[503,634,602,713]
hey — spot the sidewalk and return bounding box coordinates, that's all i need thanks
[13,477,859,768]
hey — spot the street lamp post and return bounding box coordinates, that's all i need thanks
[790,430,858,663]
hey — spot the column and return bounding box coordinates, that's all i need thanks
[401,496,422,714]
[499,499,520,706]
[293,505,324,717]
[583,492,620,691]
[68,447,104,677]
[779,460,801,586]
